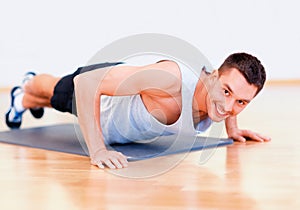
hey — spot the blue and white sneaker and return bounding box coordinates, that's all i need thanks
[23,72,44,119]
[5,72,45,129]
[22,71,36,84]
[5,86,24,129]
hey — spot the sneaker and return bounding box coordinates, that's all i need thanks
[22,71,36,84]
[5,86,24,129]
[23,72,44,119]
[29,107,44,119]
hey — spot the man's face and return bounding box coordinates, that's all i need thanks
[206,67,258,122]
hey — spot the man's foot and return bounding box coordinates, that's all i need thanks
[5,86,24,129]
[29,108,44,119]
[23,72,44,119]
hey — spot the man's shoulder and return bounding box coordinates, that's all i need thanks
[150,60,181,79]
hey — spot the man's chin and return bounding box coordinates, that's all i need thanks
[208,105,227,122]
[210,116,225,122]
[207,112,226,122]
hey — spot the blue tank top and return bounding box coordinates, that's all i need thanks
[100,58,212,145]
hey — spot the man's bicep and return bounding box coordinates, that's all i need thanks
[98,66,144,96]
[73,66,140,96]
[115,61,181,95]
[75,61,180,96]
[101,63,179,96]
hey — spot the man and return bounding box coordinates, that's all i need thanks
[5,52,271,169]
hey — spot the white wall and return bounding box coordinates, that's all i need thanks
[0,0,299,87]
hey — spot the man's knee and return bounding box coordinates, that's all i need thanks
[25,74,59,98]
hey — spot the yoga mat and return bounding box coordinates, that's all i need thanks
[0,124,233,161]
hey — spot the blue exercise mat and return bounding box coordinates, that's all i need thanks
[0,124,233,161]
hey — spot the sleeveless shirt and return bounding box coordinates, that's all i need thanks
[100,58,212,145]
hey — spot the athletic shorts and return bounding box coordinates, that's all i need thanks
[50,62,123,115]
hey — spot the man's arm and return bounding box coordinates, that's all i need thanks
[74,61,180,169]
[225,116,271,142]
[74,67,127,169]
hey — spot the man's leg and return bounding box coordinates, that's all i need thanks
[23,74,61,108]
[5,73,61,129]
[6,62,121,128]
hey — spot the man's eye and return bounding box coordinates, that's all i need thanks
[238,100,245,105]
[224,89,230,96]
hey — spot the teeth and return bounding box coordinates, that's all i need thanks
[216,105,226,116]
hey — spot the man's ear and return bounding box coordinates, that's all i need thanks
[206,69,219,83]
[202,69,219,89]
[211,69,219,78]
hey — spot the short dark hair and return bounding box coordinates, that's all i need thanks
[218,52,266,95]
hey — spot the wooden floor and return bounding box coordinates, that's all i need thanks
[0,85,299,210]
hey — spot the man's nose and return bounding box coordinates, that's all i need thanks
[224,98,235,113]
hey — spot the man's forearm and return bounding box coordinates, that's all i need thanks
[225,116,238,132]
[74,74,108,157]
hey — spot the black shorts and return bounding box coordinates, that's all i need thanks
[50,62,123,115]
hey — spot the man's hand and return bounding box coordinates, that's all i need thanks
[227,127,271,142]
[91,149,128,169]
[225,116,271,142]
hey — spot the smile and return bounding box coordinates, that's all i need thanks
[215,104,228,118]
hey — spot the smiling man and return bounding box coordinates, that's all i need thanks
[5,52,271,169]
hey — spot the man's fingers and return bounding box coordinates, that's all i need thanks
[97,163,105,169]
[111,158,125,169]
[91,150,129,169]
[240,136,246,142]
[96,159,128,170]
[103,159,116,169]
[236,135,246,142]
[117,152,129,167]
[257,133,271,141]
[242,130,265,142]
[120,159,129,168]
[230,129,271,143]
[230,132,246,142]
[91,160,105,169]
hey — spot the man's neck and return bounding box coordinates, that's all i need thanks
[193,78,208,114]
